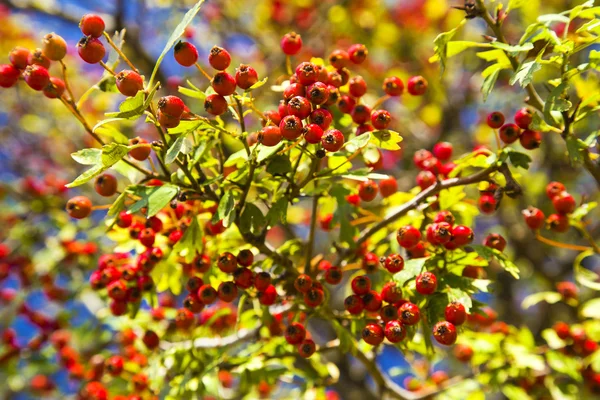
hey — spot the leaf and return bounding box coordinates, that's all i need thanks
[565,136,586,165]
[166,120,207,135]
[431,20,466,74]
[267,197,288,226]
[148,0,206,87]
[521,291,562,309]
[344,133,371,152]
[570,202,597,221]
[239,204,266,235]
[107,191,128,217]
[504,149,533,169]
[101,143,130,166]
[530,112,553,132]
[544,81,569,124]
[173,216,204,263]
[370,130,402,150]
[439,186,466,210]
[471,245,520,278]
[128,184,179,216]
[245,77,268,92]
[105,90,146,119]
[66,164,105,188]
[257,142,284,163]
[481,65,502,101]
[165,135,187,164]
[581,298,600,319]
[394,258,429,286]
[71,148,102,165]
[215,191,236,227]
[327,155,352,174]
[574,250,600,290]
[447,287,473,312]
[266,155,292,176]
[542,328,567,349]
[490,42,534,55]
[510,61,542,87]
[547,351,582,381]
[178,86,206,100]
[330,184,357,245]
[502,385,533,400]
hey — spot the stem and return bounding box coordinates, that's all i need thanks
[305,194,319,277]
[572,224,600,254]
[234,97,251,156]
[103,31,139,73]
[371,94,390,110]
[99,61,117,76]
[535,233,592,252]
[59,60,75,102]
[194,62,212,81]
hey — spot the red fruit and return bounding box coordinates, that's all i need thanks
[547,213,570,233]
[454,344,473,362]
[9,47,30,69]
[116,70,143,97]
[451,225,473,246]
[80,14,105,37]
[381,281,403,303]
[258,125,282,147]
[235,64,259,89]
[351,275,371,296]
[434,211,455,225]
[362,252,380,273]
[553,191,576,214]
[428,222,453,245]
[546,181,565,199]
[329,49,349,69]
[138,228,156,247]
[208,46,231,70]
[303,124,324,144]
[379,177,398,198]
[157,110,180,129]
[174,41,198,67]
[380,304,399,322]
[483,233,507,252]
[362,323,384,345]
[297,339,316,358]
[107,355,124,376]
[310,109,333,130]
[28,49,51,69]
[416,170,436,190]
[307,82,330,105]
[358,180,379,202]
[283,82,305,101]
[211,71,237,96]
[348,43,368,64]
[384,254,404,274]
[520,129,541,149]
[217,281,238,303]
[23,65,50,91]
[66,196,92,219]
[413,149,433,169]
[556,281,578,300]
[514,107,533,129]
[258,285,277,305]
[382,76,404,96]
[287,95,312,119]
[499,123,521,144]
[522,206,545,230]
[486,111,505,129]
[433,142,453,161]
[351,104,371,124]
[279,115,303,140]
[254,272,272,292]
[344,294,365,314]
[217,252,238,274]
[0,64,20,88]
[348,76,367,98]
[281,32,302,55]
[128,137,151,160]
[233,267,254,289]
[94,174,118,197]
[77,37,105,64]
[553,321,570,339]
[107,279,127,300]
[384,320,406,343]
[285,322,306,344]
[399,302,420,325]
[41,33,67,61]
[42,77,65,99]
[324,266,342,285]
[478,194,497,214]
[321,129,345,152]
[433,321,457,345]
[363,290,383,312]
[407,76,428,95]
[294,274,313,293]
[304,288,324,307]
[198,285,218,305]
[186,276,204,292]
[445,302,466,325]
[158,95,185,118]
[416,272,437,295]
[397,225,421,249]
[295,62,318,86]
[338,95,356,114]
[357,124,375,137]
[204,93,228,115]
[236,249,254,267]
[371,109,392,130]
[142,330,159,350]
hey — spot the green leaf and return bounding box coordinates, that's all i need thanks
[215,191,236,227]
[547,351,582,381]
[393,258,429,286]
[574,250,600,290]
[165,134,187,164]
[148,0,206,87]
[510,61,542,87]
[267,197,288,226]
[508,0,527,10]
[66,164,105,188]
[266,155,292,176]
[439,186,466,210]
[330,184,357,245]
[430,20,466,74]
[344,133,371,153]
[471,245,520,278]
[178,86,206,100]
[239,204,266,235]
[502,385,533,400]
[257,142,284,163]
[128,184,179,216]
[107,191,128,217]
[71,148,102,165]
[481,65,502,101]
[446,287,473,312]
[581,298,600,319]
[94,125,129,144]
[542,328,567,349]
[544,82,570,123]
[530,112,553,132]
[173,216,204,263]
[370,130,402,150]
[570,202,597,221]
[105,90,146,119]
[504,149,532,169]
[166,120,207,135]
[101,143,130,167]
[245,77,268,92]
[490,42,534,55]
[521,291,562,309]
[565,136,586,165]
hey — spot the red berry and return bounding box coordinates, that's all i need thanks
[358,180,378,202]
[310,109,333,130]
[66,196,92,219]
[208,46,231,70]
[433,142,453,161]
[433,321,457,345]
[384,254,404,274]
[547,213,570,232]
[454,343,473,362]
[94,174,118,197]
[416,272,437,295]
[362,252,380,273]
[407,76,428,95]
[80,14,105,37]
[514,107,533,129]
[28,49,51,69]
[295,62,318,86]
[362,323,384,345]
[451,225,473,246]
[478,194,497,214]
[338,95,356,114]
[107,355,124,376]
[217,252,238,274]
[236,249,254,267]
[416,170,436,190]
[254,272,272,292]
[427,222,453,245]
[158,95,185,118]
[235,64,259,89]
[553,191,576,214]
[383,76,404,96]
[138,228,156,247]
[198,284,218,305]
[283,82,305,101]
[363,290,383,312]
[553,321,570,340]
[287,95,312,119]
[142,330,159,350]
[381,281,403,303]
[294,274,313,293]
[114,70,143,97]
[399,302,420,325]
[304,288,324,307]
[384,320,406,343]
[483,233,507,251]
[258,125,282,147]
[285,322,306,344]
[329,49,349,69]
[371,109,391,130]
[556,281,578,300]
[413,149,433,169]
[344,294,365,314]
[499,123,521,144]
[348,43,368,64]
[77,36,105,64]
[41,33,67,61]
[445,302,466,325]
[204,93,228,115]
[379,177,398,198]
[303,124,324,144]
[9,47,30,70]
[174,41,198,67]
[279,115,303,140]
[434,211,455,225]
[321,129,345,152]
[324,266,342,285]
[128,137,151,160]
[297,339,316,358]
[351,104,371,125]
[116,211,132,228]
[348,76,367,97]
[546,181,565,199]
[486,111,505,129]
[520,129,541,150]
[307,82,330,105]
[522,206,545,230]
[211,71,237,96]
[351,275,371,296]
[217,281,238,303]
[233,268,254,289]
[281,32,302,55]
[23,65,50,91]
[397,225,421,249]
[42,77,65,99]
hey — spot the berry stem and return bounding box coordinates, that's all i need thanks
[102,31,139,73]
[370,94,390,110]
[58,60,76,102]
[535,232,592,252]
[194,62,212,81]
[233,97,251,156]
[91,204,112,210]
[99,61,117,76]
[285,55,292,76]
[305,193,320,277]
[278,137,304,155]
[572,223,600,254]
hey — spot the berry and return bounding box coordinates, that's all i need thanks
[116,70,144,97]
[283,82,305,101]
[553,322,570,339]
[41,33,67,61]
[208,46,231,70]
[43,77,66,99]
[28,49,51,69]
[294,274,313,293]
[324,266,342,285]
[381,281,403,303]
[514,107,533,129]
[236,249,254,267]
[454,344,473,362]
[451,225,473,246]
[363,290,383,312]
[116,211,133,228]
[198,285,218,305]
[383,254,404,274]
[351,104,371,124]
[297,339,316,358]
[258,125,282,147]
[66,196,92,219]
[546,181,565,199]
[285,322,306,345]
[547,213,569,233]
[329,49,349,69]
[304,288,324,307]
[522,206,545,230]
[348,43,368,64]
[416,272,437,295]
[557,281,578,300]
[186,276,204,292]
[427,222,453,245]
[204,94,228,115]
[211,71,237,96]
[379,177,398,198]
[383,76,404,96]
[358,180,378,202]
[371,109,392,130]
[416,170,436,190]
[434,211,455,225]
[486,111,505,129]
[254,272,272,292]
[287,96,312,119]
[80,14,105,37]
[158,95,185,118]
[77,37,105,64]
[520,129,541,149]
[407,76,428,95]
[413,149,433,169]
[445,302,466,325]
[23,65,50,91]
[433,321,457,345]
[128,137,151,160]
[362,252,380,273]
[279,115,303,140]
[478,194,497,214]
[344,294,365,314]
[281,32,302,55]
[307,82,330,105]
[351,276,371,296]
[433,142,453,161]
[362,323,384,346]
[397,225,421,249]
[321,129,345,152]
[94,174,118,197]
[310,109,333,130]
[217,252,238,274]
[399,302,420,325]
[233,268,254,289]
[338,95,356,114]
[302,124,323,144]
[9,47,30,69]
[217,281,238,302]
[552,191,576,214]
[348,76,367,97]
[295,62,318,85]
[138,228,156,247]
[174,41,198,67]
[499,123,521,144]
[384,320,406,343]
[107,355,124,376]
[483,233,507,252]
[235,64,259,89]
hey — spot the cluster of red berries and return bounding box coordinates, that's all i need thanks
[522,181,576,233]
[412,142,456,190]
[486,108,541,150]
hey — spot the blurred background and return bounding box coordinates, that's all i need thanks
[0,0,599,399]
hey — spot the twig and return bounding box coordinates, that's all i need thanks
[103,31,139,73]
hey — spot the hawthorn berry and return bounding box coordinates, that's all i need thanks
[552,191,576,214]
[204,93,228,115]
[358,180,378,202]
[557,281,578,300]
[258,125,282,147]
[23,65,50,91]
[77,37,105,64]
[307,82,330,105]
[297,339,316,358]
[217,281,238,303]
[381,281,403,303]
[94,174,118,197]
[142,330,159,350]
[338,95,356,114]
[486,111,505,129]
[304,288,324,307]
[28,49,51,69]
[546,181,565,199]
[362,252,380,273]
[294,274,313,293]
[416,170,436,190]
[399,302,420,325]
[362,323,384,346]
[433,142,453,161]
[284,83,305,101]
[233,267,254,289]
[383,76,404,96]
[9,47,30,69]
[295,62,318,85]
[350,104,371,125]
[344,294,365,314]
[107,280,127,300]
[211,71,237,96]
[310,108,333,130]
[454,343,474,362]
[514,107,533,129]
[285,322,306,345]
[445,302,466,325]
[348,43,368,64]
[79,14,105,37]
[42,77,66,99]
[451,225,473,246]
[0,64,20,88]
[66,196,92,219]
[174,41,198,67]
[384,320,406,343]
[236,249,254,267]
[217,252,238,274]
[281,32,303,55]
[329,49,349,69]
[349,76,367,97]
[41,33,67,61]
[128,137,151,160]
[383,254,404,274]
[235,64,259,89]
[279,115,303,140]
[520,129,541,150]
[186,276,204,292]
[416,272,437,295]
[478,194,497,214]
[259,285,278,305]
[321,129,345,152]
[116,70,144,97]
[157,111,180,128]
[379,177,398,198]
[198,284,218,305]
[499,123,521,144]
[407,76,428,95]
[522,206,545,230]
[208,46,231,70]
[397,225,421,249]
[351,275,371,296]
[138,228,156,247]
[433,321,457,345]
[380,305,399,322]
[158,95,185,118]
[322,266,341,286]
[254,272,272,292]
[363,291,383,312]
[371,109,392,130]
[483,233,507,252]
[287,95,312,119]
